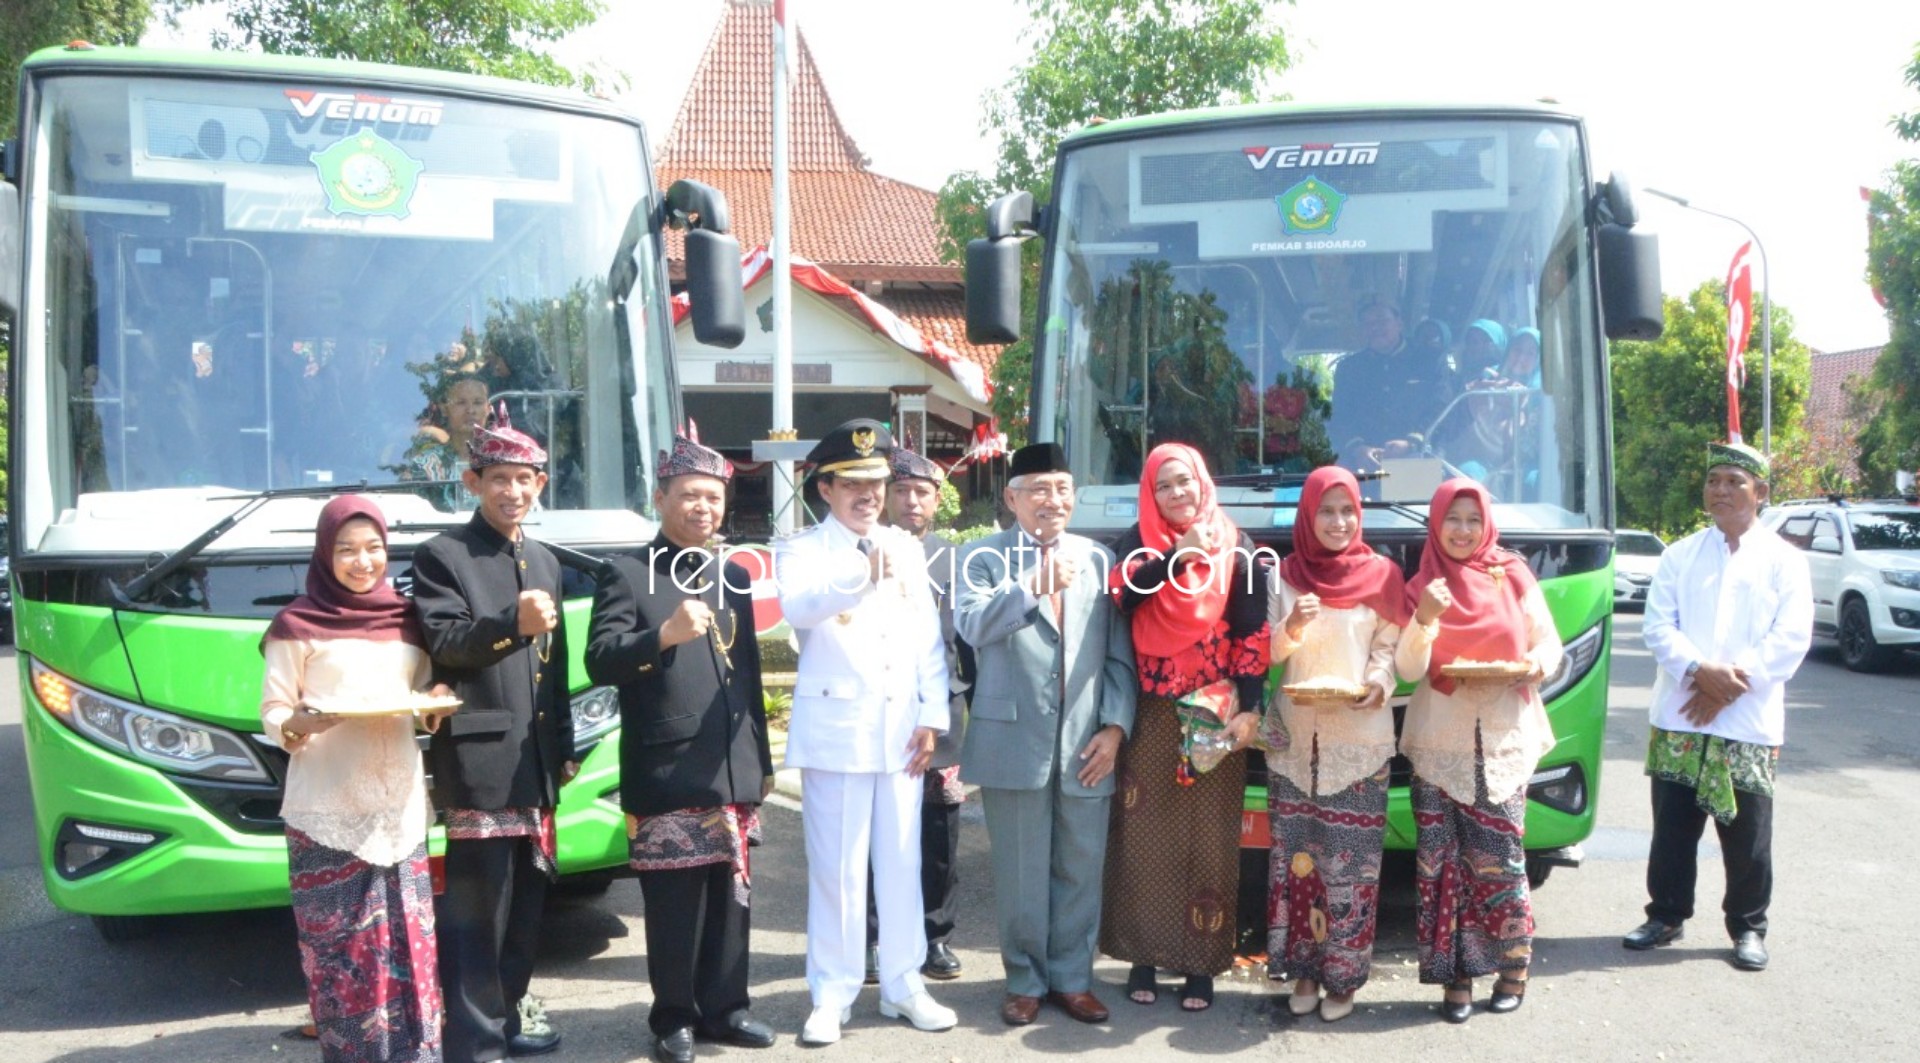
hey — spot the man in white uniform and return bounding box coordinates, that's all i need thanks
[776,419,955,1045]
[1626,441,1812,971]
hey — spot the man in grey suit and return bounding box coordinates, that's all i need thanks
[955,442,1136,1028]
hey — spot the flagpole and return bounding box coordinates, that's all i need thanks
[1644,189,1773,454]
[770,0,796,533]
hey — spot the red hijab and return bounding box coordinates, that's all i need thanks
[1115,443,1239,658]
[1404,478,1536,693]
[265,495,426,647]
[1277,466,1408,624]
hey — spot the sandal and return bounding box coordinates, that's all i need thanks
[1127,964,1158,1005]
[1489,974,1527,1014]
[1179,974,1214,1012]
[1441,980,1473,1025]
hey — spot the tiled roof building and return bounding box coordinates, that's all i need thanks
[1805,345,1882,479]
[657,0,998,374]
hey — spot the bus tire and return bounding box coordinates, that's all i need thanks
[91,914,157,943]
[1524,857,1552,890]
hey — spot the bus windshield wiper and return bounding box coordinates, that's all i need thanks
[116,480,450,606]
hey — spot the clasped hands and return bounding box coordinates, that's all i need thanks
[1680,661,1750,726]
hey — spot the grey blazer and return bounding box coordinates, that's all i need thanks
[954,526,1136,796]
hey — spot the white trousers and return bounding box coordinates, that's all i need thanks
[801,768,928,1008]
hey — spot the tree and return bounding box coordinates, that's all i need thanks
[1,1,152,136]
[1610,282,1811,538]
[157,0,606,90]
[935,0,1295,444]
[1857,44,1920,490]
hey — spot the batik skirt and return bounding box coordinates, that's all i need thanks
[288,829,443,1063]
[1266,760,1388,995]
[1412,764,1532,985]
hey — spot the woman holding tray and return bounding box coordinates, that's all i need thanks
[1259,465,1407,1023]
[261,494,455,1062]
[1398,478,1562,1024]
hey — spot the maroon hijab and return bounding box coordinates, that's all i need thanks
[265,495,425,646]
[1404,478,1536,693]
[1278,466,1408,624]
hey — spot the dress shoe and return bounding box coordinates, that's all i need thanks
[1488,975,1527,1014]
[879,990,957,1031]
[1621,919,1685,951]
[507,1027,562,1056]
[1319,992,1355,1022]
[864,943,880,985]
[1001,994,1041,1026]
[922,941,963,980]
[1045,990,1110,1024]
[707,1010,777,1048]
[1732,931,1769,971]
[653,1026,694,1063]
[800,1005,853,1046]
[1440,982,1472,1025]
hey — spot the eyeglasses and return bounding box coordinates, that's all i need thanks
[1019,482,1074,500]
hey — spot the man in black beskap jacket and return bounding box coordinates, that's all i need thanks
[412,405,576,1061]
[586,434,775,1063]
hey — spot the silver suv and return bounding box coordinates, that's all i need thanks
[1762,499,1920,671]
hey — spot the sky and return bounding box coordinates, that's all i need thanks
[155,0,1920,352]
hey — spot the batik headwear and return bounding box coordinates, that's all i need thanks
[1404,478,1538,694]
[265,495,425,647]
[1278,465,1409,624]
[1112,443,1240,658]
[805,418,893,481]
[468,401,547,470]
[658,434,733,482]
[888,447,946,484]
[1708,440,1769,482]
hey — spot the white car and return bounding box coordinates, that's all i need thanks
[1762,500,1920,672]
[1613,529,1665,609]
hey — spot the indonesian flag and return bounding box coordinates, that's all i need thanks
[1725,241,1754,443]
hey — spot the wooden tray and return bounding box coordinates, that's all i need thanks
[1439,660,1532,679]
[1281,680,1366,703]
[305,694,462,717]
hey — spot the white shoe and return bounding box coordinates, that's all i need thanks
[1320,993,1355,1022]
[879,990,957,1031]
[801,1005,852,1045]
[1287,990,1320,1016]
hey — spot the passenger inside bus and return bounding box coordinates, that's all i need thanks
[1327,299,1451,468]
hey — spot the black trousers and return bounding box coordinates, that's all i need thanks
[868,792,961,948]
[437,835,549,1062]
[1645,776,1774,938]
[638,863,752,1036]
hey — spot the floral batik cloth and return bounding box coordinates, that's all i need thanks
[443,807,557,878]
[288,829,443,1063]
[627,804,763,907]
[1266,760,1389,995]
[1644,726,1779,825]
[929,765,967,806]
[1412,772,1532,985]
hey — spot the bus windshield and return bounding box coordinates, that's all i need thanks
[18,73,677,554]
[1036,114,1606,533]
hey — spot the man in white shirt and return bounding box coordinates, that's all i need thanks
[1626,441,1812,971]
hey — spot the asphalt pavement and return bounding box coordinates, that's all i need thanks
[1,614,1916,1061]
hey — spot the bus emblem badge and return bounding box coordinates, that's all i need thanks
[310,132,424,220]
[1274,176,1346,236]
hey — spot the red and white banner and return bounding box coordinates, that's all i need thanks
[1724,241,1754,443]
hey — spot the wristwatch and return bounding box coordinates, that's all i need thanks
[1682,661,1701,681]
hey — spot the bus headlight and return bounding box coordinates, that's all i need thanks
[1527,763,1587,815]
[571,685,621,757]
[30,657,271,783]
[1538,622,1605,703]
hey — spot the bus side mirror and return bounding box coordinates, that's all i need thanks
[1598,224,1662,341]
[666,179,745,349]
[966,191,1035,344]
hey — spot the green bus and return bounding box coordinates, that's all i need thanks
[966,102,1664,891]
[1,45,745,938]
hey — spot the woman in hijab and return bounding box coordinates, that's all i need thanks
[1101,443,1271,1012]
[1398,479,1562,1024]
[261,495,455,1062]
[1259,465,1408,1022]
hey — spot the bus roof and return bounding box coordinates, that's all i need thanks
[1061,98,1582,147]
[20,43,635,124]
